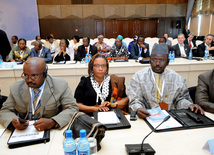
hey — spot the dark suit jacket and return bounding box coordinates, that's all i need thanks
[197,42,214,57]
[196,70,214,113]
[183,28,190,39]
[130,42,150,59]
[171,44,190,58]
[184,39,196,47]
[0,29,11,61]
[76,45,97,61]
[31,47,52,63]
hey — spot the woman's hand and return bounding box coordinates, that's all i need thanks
[95,104,109,112]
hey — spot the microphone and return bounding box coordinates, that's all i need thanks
[140,115,170,154]
[125,115,171,155]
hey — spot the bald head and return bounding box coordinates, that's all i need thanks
[23,57,46,88]
[25,57,46,70]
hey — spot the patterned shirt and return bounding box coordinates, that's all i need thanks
[128,67,192,111]
[108,44,129,58]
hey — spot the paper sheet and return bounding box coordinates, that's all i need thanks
[65,61,76,64]
[8,121,44,143]
[98,111,120,124]
[0,129,5,138]
[146,110,183,130]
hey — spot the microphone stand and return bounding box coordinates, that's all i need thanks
[140,115,171,155]
[125,115,170,155]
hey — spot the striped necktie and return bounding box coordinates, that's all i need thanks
[33,88,41,120]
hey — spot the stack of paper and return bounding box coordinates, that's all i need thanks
[98,111,120,124]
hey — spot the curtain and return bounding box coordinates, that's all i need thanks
[0,0,40,40]
[191,0,214,17]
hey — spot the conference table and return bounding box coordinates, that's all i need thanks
[0,112,213,155]
[1,58,214,96]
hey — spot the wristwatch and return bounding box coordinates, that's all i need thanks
[115,102,118,108]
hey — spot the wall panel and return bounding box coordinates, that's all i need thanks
[211,15,214,35]
[61,5,83,19]
[189,16,198,36]
[199,15,210,36]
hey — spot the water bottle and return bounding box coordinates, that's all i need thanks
[63,130,76,155]
[88,54,91,62]
[204,49,209,60]
[189,49,192,60]
[85,54,89,64]
[169,51,172,63]
[171,51,175,63]
[77,129,90,155]
[0,55,3,68]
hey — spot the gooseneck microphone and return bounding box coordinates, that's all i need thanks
[140,115,171,154]
[125,115,171,155]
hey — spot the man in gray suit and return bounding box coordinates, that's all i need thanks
[164,33,172,47]
[31,41,52,63]
[0,57,78,131]
[171,33,190,58]
[195,70,214,113]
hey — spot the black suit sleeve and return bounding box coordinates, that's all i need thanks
[130,43,138,59]
[76,46,84,61]
[197,44,205,57]
[90,45,97,56]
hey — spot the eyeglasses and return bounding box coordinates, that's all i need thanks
[21,72,43,80]
[150,58,167,64]
[93,64,107,68]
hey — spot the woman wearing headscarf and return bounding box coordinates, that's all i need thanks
[107,38,129,60]
[93,35,111,56]
[74,54,128,115]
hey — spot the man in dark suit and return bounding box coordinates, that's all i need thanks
[31,41,52,63]
[130,35,150,59]
[76,37,97,61]
[171,33,190,57]
[183,25,190,39]
[0,29,11,61]
[197,34,214,57]
[184,33,197,56]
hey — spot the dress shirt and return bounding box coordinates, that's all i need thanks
[179,44,186,57]
[28,80,46,120]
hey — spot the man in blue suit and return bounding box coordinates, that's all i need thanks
[31,41,52,63]
[130,35,150,59]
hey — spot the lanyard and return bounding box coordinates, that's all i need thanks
[151,69,165,101]
[96,81,104,104]
[29,88,44,115]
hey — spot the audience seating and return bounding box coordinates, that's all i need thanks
[26,37,201,55]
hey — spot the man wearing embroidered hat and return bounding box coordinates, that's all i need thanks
[127,43,204,119]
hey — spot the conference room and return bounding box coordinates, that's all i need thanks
[0,0,214,155]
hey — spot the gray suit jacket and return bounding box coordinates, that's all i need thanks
[31,47,52,63]
[195,70,214,113]
[0,76,78,129]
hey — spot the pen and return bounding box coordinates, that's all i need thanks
[113,110,121,119]
[116,114,121,119]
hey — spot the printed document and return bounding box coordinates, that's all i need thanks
[146,110,183,130]
[8,121,44,143]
